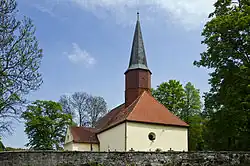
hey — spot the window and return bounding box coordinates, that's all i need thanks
[148,132,156,141]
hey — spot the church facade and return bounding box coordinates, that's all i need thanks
[64,13,189,152]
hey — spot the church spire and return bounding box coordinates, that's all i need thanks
[124,13,152,107]
[126,12,150,73]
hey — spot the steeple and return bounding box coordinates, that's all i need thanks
[124,13,152,107]
[125,12,150,73]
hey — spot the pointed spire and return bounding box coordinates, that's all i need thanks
[126,12,150,73]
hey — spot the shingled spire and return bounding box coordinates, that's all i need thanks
[125,12,152,107]
[126,12,150,73]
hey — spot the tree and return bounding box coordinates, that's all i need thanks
[151,80,186,117]
[87,96,107,127]
[188,115,204,151]
[59,92,107,127]
[194,0,250,150]
[22,100,73,150]
[182,82,202,122]
[0,137,5,151]
[183,82,203,151]
[70,92,90,126]
[152,80,204,151]
[0,0,43,135]
[59,95,75,118]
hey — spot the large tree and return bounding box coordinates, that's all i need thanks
[87,96,107,127]
[70,92,90,126]
[0,0,43,135]
[182,82,202,122]
[194,0,250,150]
[151,80,186,117]
[59,92,107,127]
[22,100,73,150]
[183,83,203,151]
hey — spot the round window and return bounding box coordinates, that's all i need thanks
[148,132,156,141]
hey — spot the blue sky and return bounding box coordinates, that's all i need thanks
[3,0,216,148]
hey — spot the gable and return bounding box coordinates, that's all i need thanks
[65,126,73,144]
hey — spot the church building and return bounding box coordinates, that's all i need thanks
[64,13,189,152]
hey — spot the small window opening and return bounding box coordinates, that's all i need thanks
[148,132,156,141]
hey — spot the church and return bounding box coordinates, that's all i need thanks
[64,13,189,152]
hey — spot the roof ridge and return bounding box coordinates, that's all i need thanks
[144,91,189,126]
[126,90,146,109]
[96,103,125,129]
[97,91,147,133]
[126,91,147,119]
[106,103,125,116]
[71,126,95,131]
[95,103,125,125]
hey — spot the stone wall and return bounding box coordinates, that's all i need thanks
[0,151,250,166]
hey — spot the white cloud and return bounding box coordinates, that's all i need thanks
[30,1,68,21]
[31,0,216,30]
[69,0,217,30]
[65,43,96,67]
[33,4,56,17]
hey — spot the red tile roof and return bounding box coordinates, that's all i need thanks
[70,126,99,144]
[96,91,188,133]
[126,91,188,127]
[69,91,188,143]
[95,103,125,130]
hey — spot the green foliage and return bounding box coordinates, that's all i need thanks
[188,115,204,151]
[152,80,203,151]
[4,146,26,151]
[0,0,43,135]
[151,80,202,119]
[182,82,202,122]
[152,80,186,117]
[22,100,73,150]
[0,137,5,151]
[194,0,250,150]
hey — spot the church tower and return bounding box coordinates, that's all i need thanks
[125,12,152,107]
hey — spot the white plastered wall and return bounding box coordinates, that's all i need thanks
[126,122,188,151]
[97,123,126,151]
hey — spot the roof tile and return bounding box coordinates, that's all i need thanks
[96,91,188,133]
[70,126,99,144]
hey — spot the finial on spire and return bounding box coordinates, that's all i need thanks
[137,12,140,21]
